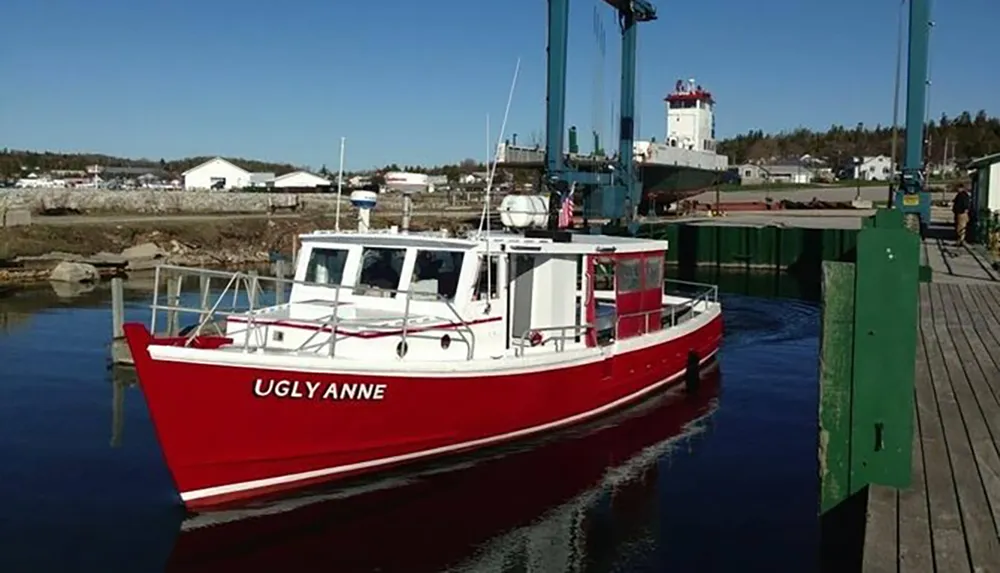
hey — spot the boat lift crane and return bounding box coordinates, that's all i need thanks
[543,0,657,232]
[892,0,932,233]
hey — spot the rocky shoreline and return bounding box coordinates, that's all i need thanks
[0,211,486,289]
[0,216,319,288]
[2,240,273,287]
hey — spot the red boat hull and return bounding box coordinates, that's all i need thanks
[124,313,722,510]
[168,366,720,573]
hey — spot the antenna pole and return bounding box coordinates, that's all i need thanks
[478,56,521,235]
[485,113,492,310]
[334,136,345,232]
[486,113,491,233]
[477,57,522,312]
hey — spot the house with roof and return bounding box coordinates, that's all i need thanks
[273,171,331,189]
[735,163,814,185]
[182,157,253,190]
[182,157,332,191]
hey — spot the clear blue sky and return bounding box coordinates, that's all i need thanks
[1,0,995,171]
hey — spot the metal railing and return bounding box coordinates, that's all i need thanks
[663,277,720,303]
[147,264,478,359]
[612,278,718,338]
[146,266,719,360]
[512,277,719,356]
[513,324,594,357]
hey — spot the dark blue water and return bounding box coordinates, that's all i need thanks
[0,281,820,572]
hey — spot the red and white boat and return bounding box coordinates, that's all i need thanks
[123,196,722,511]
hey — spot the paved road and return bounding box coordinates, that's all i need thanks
[19,187,951,227]
[31,212,305,226]
[690,185,951,204]
[29,209,487,227]
[672,209,876,230]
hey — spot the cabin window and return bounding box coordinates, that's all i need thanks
[615,258,642,293]
[411,250,465,301]
[594,258,615,290]
[354,247,406,297]
[304,247,348,285]
[474,255,500,300]
[644,256,663,291]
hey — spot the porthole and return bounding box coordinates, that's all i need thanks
[441,334,451,349]
[396,340,408,358]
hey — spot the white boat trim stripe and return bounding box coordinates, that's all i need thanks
[179,348,718,503]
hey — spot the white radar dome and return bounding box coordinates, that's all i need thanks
[349,190,377,209]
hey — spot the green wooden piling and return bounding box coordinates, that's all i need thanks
[819,261,856,514]
[849,226,919,489]
[818,208,921,514]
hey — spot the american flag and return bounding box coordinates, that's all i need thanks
[557,192,574,228]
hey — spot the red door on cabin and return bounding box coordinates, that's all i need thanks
[641,251,665,333]
[585,255,597,347]
[614,254,645,339]
[615,251,665,339]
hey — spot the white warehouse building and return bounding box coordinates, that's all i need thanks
[383,171,435,193]
[183,157,331,191]
[182,157,252,190]
[273,171,331,188]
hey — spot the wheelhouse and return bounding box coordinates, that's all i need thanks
[152,227,716,365]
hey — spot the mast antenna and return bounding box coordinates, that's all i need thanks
[334,136,346,232]
[476,57,521,312]
[477,56,522,235]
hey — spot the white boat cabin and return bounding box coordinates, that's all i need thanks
[222,228,711,362]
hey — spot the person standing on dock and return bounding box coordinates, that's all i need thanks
[952,184,971,246]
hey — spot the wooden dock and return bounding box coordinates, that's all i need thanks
[863,281,1000,571]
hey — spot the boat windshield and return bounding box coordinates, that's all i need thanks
[353,247,406,297]
[410,250,464,301]
[304,247,349,285]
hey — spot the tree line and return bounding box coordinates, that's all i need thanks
[3,109,997,181]
[718,110,999,166]
[0,151,304,180]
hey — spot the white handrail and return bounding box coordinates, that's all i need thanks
[146,264,479,360]
[514,324,593,357]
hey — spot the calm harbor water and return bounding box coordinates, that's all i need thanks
[0,277,821,572]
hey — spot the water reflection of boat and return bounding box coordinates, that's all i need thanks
[166,362,721,573]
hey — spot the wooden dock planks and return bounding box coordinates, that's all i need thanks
[863,283,1000,572]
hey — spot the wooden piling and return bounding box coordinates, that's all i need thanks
[166,274,182,335]
[110,377,125,447]
[109,277,134,366]
[199,274,211,323]
[274,259,287,305]
[111,277,124,340]
[819,210,920,517]
[248,270,259,309]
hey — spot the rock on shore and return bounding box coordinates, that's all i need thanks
[2,236,276,286]
[49,261,99,283]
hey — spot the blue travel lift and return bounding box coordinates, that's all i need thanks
[542,0,657,234]
[541,0,930,233]
[892,0,932,234]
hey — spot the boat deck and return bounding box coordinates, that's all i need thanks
[863,282,1000,571]
[242,300,454,332]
